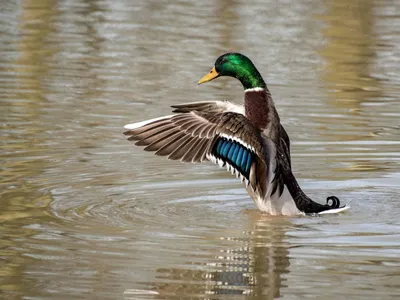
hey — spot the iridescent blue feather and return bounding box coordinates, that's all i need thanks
[221,141,231,157]
[241,150,248,172]
[236,147,244,168]
[216,139,224,154]
[232,144,240,163]
[227,143,237,160]
[211,137,253,178]
[245,152,252,173]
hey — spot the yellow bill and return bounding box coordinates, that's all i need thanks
[198,66,219,84]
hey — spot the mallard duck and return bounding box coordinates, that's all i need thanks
[124,53,349,215]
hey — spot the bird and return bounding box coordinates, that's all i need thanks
[123,53,349,216]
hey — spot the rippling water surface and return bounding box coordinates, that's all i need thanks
[1,0,400,299]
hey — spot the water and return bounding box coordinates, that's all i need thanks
[1,0,400,299]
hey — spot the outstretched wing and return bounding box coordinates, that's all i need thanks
[124,107,267,194]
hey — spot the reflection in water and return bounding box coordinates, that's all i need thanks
[216,0,241,53]
[0,0,56,296]
[1,0,400,299]
[127,215,290,299]
[318,0,381,141]
[317,0,398,174]
[319,0,382,110]
[0,0,106,297]
[2,0,55,207]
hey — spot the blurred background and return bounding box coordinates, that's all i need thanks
[1,0,399,299]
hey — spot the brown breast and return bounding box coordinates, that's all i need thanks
[244,88,279,131]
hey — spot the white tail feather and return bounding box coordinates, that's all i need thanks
[318,205,351,215]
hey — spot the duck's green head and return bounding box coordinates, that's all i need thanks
[198,53,266,90]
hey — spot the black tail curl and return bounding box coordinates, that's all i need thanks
[326,196,341,209]
[283,167,343,213]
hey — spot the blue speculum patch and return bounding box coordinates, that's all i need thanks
[212,137,252,178]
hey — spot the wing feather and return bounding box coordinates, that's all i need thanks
[143,131,185,152]
[124,101,265,191]
[193,138,211,162]
[135,127,178,146]
[181,138,204,162]
[171,101,244,115]
[168,136,195,160]
[127,120,171,137]
[154,132,187,156]
[130,124,176,141]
